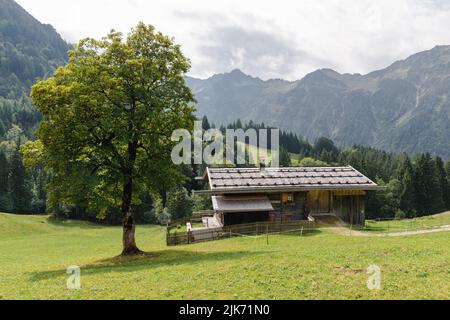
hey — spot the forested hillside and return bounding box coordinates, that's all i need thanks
[188,46,450,159]
[0,96,41,138]
[0,0,71,98]
[0,0,70,140]
[219,118,450,220]
[0,0,70,214]
[0,0,71,142]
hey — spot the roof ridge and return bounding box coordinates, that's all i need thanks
[207,166,352,170]
[205,166,380,192]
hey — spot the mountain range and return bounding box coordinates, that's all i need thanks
[187,46,450,159]
[0,0,449,159]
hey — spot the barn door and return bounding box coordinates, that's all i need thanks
[308,191,331,214]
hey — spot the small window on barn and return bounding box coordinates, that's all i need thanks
[282,193,294,203]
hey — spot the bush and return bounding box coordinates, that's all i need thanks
[395,209,406,220]
[166,187,193,220]
[298,157,328,167]
[152,197,171,225]
[155,208,171,225]
[0,194,12,212]
[192,193,212,211]
[142,210,156,224]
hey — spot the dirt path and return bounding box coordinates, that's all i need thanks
[326,225,450,237]
[315,216,450,237]
[353,225,450,237]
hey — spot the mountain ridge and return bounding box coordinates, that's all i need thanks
[0,0,449,159]
[187,45,450,159]
[0,0,71,98]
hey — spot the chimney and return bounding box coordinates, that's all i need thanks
[259,156,266,173]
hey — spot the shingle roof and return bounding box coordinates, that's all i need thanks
[212,196,274,213]
[206,166,380,193]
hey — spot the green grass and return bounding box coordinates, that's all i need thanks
[0,212,449,300]
[365,211,450,232]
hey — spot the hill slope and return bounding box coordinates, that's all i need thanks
[0,212,449,299]
[188,46,450,159]
[0,0,71,139]
[0,0,71,99]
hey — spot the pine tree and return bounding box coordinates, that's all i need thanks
[166,187,194,220]
[8,148,32,213]
[436,157,450,210]
[0,119,6,137]
[201,116,211,131]
[279,147,291,167]
[30,166,47,213]
[0,150,8,195]
[446,161,450,178]
[0,150,12,210]
[413,154,445,215]
[446,160,450,209]
[380,179,402,219]
[396,154,415,216]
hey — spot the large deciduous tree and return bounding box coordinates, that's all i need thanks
[29,23,196,255]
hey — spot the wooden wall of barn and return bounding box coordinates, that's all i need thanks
[333,195,365,226]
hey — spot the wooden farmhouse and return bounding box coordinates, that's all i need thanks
[199,166,383,227]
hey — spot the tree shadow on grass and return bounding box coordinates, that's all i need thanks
[47,217,162,232]
[46,216,108,229]
[28,249,267,282]
[271,229,322,238]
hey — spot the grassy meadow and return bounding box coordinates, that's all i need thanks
[0,212,449,300]
[365,212,450,232]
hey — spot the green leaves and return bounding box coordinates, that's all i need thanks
[30,23,196,218]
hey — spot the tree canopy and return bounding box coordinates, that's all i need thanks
[27,23,196,255]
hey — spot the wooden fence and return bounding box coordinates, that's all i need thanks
[166,220,316,246]
[166,211,214,233]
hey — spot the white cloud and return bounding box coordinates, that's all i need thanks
[15,0,450,80]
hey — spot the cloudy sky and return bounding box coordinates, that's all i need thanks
[15,0,450,80]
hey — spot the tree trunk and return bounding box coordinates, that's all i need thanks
[121,176,143,256]
[121,108,141,256]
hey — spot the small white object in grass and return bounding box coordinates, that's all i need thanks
[367,265,382,290]
[66,265,81,290]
